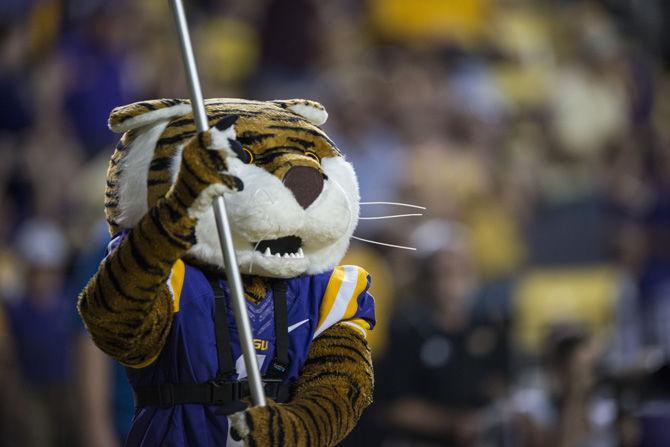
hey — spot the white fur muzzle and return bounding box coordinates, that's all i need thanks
[186,156,359,278]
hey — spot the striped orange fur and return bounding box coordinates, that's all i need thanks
[241,323,374,446]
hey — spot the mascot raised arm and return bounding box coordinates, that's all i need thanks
[78,98,375,446]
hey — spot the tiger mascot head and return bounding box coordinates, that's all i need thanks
[104,98,359,279]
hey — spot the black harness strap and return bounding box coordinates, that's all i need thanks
[266,279,289,379]
[208,272,236,380]
[133,381,244,407]
[132,273,292,410]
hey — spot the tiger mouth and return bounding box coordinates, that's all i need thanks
[253,236,304,259]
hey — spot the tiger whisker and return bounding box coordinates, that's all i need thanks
[330,184,418,249]
[250,236,268,274]
[352,236,417,251]
[360,201,426,210]
[359,213,423,220]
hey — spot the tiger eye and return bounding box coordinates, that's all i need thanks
[228,139,253,164]
[242,148,254,164]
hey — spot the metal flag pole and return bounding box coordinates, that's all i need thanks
[168,0,267,407]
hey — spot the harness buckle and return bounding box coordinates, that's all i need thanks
[209,379,238,405]
[232,379,283,400]
[262,378,283,399]
[266,359,289,379]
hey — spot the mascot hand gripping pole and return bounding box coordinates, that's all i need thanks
[78,98,375,446]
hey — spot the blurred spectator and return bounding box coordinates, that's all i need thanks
[60,4,136,156]
[372,220,510,446]
[512,323,616,447]
[72,222,134,447]
[3,220,80,447]
[0,306,44,447]
[0,23,33,135]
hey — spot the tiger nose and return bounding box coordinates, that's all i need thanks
[283,166,324,209]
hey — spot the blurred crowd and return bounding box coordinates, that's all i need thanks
[1,0,670,446]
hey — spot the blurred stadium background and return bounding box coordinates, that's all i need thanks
[1,0,670,446]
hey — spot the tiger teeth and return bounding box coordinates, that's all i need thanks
[260,249,304,258]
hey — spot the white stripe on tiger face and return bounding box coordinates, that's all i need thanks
[116,121,169,228]
[109,103,191,133]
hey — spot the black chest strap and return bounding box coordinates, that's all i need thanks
[132,379,291,411]
[132,273,291,410]
[210,272,235,380]
[266,279,289,378]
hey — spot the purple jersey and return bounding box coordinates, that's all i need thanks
[123,260,375,446]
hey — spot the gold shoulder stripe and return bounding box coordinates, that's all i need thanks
[316,266,345,330]
[314,266,369,338]
[170,259,186,313]
[342,267,369,321]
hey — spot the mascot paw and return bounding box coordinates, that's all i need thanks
[207,115,243,158]
[230,401,292,446]
[167,115,245,220]
[186,183,235,219]
[203,115,252,165]
[229,411,250,441]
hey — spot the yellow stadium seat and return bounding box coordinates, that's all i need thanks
[368,0,492,45]
[513,265,620,354]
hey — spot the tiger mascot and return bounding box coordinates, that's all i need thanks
[78,98,375,446]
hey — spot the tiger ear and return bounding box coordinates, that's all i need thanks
[108,99,192,133]
[272,99,328,126]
